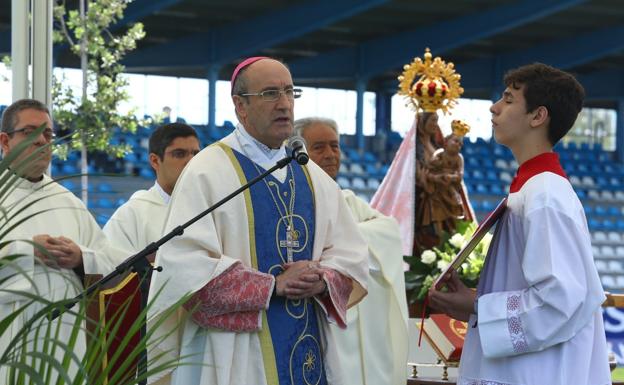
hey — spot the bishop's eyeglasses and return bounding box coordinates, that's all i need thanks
[238,88,303,102]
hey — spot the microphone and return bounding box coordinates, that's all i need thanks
[288,136,309,165]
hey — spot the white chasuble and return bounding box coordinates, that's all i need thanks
[147,131,368,385]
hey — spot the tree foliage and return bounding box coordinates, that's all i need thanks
[52,0,147,159]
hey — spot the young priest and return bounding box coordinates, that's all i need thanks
[428,63,610,385]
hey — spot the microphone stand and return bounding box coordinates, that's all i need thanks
[49,150,298,385]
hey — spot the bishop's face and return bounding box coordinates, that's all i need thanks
[0,108,53,181]
[233,59,295,149]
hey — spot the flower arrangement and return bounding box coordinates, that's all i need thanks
[404,220,493,304]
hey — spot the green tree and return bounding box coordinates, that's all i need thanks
[53,0,146,203]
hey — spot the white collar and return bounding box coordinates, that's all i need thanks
[154,181,171,205]
[235,124,286,164]
[224,124,288,183]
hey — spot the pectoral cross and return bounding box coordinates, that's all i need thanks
[279,225,300,263]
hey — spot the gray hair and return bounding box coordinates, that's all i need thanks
[1,99,50,133]
[294,117,339,141]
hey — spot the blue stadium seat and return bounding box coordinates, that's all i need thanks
[139,168,153,179]
[60,179,77,191]
[476,184,488,194]
[481,200,495,212]
[595,205,607,216]
[336,176,351,189]
[96,214,110,227]
[603,219,615,231]
[485,170,498,181]
[97,183,113,193]
[588,218,601,231]
[489,184,504,196]
[61,163,79,175]
[362,151,377,163]
[471,170,484,181]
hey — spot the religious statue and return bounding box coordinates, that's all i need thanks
[371,48,474,255]
[420,120,472,236]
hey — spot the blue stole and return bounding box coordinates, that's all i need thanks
[228,147,327,385]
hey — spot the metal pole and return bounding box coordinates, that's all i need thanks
[11,0,29,101]
[31,0,53,108]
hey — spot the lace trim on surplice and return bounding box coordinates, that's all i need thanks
[507,294,529,353]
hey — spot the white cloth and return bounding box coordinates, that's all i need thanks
[0,174,122,382]
[459,172,611,385]
[147,131,369,385]
[103,183,168,255]
[330,189,409,385]
[370,122,416,255]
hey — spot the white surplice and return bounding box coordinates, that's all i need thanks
[103,183,169,255]
[147,127,369,385]
[0,174,123,382]
[103,183,174,385]
[459,157,611,385]
[330,189,409,385]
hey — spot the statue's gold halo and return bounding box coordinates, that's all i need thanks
[398,48,464,114]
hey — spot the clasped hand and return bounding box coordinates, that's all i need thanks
[33,234,83,269]
[275,260,326,300]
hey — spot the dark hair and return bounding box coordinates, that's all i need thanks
[1,99,50,134]
[231,67,250,97]
[504,63,585,145]
[148,123,199,159]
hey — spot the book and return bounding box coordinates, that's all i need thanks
[418,313,468,363]
[433,197,508,290]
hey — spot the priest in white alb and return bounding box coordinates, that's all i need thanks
[0,99,124,382]
[103,122,200,256]
[296,116,409,385]
[147,57,368,385]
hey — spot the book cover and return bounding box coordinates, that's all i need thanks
[418,314,467,363]
[433,197,507,290]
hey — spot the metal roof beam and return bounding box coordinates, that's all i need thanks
[290,0,585,79]
[460,25,624,91]
[502,25,624,70]
[578,69,624,100]
[124,0,389,68]
[116,0,184,27]
[0,30,9,54]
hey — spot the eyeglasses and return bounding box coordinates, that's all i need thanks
[165,149,200,159]
[6,126,56,142]
[238,88,302,102]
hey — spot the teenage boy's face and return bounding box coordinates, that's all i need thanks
[490,85,532,147]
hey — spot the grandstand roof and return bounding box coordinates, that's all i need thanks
[0,0,623,107]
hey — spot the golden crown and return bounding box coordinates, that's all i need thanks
[398,48,464,114]
[451,119,470,137]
